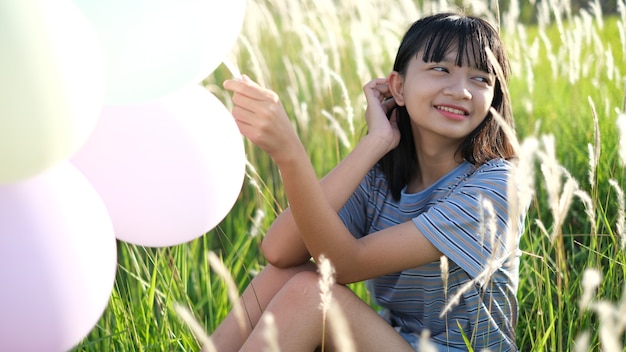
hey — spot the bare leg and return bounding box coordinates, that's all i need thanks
[240,271,414,352]
[209,262,317,352]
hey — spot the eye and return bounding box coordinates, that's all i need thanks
[432,66,449,73]
[473,74,494,85]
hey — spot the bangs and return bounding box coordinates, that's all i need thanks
[393,13,509,79]
[420,16,494,73]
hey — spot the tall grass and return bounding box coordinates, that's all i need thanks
[72,0,626,350]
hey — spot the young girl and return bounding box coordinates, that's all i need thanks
[216,12,524,351]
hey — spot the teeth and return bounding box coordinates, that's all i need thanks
[437,106,466,115]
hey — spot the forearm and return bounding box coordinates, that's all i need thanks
[262,136,385,267]
[261,210,309,267]
[271,135,389,274]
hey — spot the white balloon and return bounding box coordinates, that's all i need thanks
[72,85,246,247]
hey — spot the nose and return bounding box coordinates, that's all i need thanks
[443,77,472,100]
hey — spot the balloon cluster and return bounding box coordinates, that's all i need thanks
[0,0,247,350]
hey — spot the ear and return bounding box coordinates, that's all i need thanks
[388,71,405,106]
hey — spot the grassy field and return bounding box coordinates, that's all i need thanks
[74,0,626,351]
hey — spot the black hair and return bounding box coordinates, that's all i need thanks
[379,12,515,200]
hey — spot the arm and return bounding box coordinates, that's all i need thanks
[229,76,398,269]
[224,76,441,283]
[261,135,392,267]
[268,132,442,283]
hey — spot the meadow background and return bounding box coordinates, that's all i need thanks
[73,0,626,351]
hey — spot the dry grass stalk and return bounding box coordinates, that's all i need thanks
[440,255,449,300]
[417,329,438,352]
[514,137,539,224]
[481,198,498,252]
[439,254,450,342]
[326,68,355,136]
[440,197,513,320]
[237,34,268,88]
[206,251,248,335]
[594,301,623,351]
[249,208,266,238]
[261,313,280,352]
[173,302,216,352]
[536,135,579,245]
[609,179,625,249]
[617,281,626,333]
[245,160,283,213]
[327,304,356,352]
[578,267,626,351]
[574,331,591,352]
[317,255,336,352]
[579,268,601,310]
[486,46,535,263]
[321,110,351,149]
[587,96,601,189]
[617,113,626,167]
[574,189,597,236]
[619,1,626,57]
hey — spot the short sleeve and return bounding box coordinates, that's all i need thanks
[337,167,385,239]
[412,160,516,282]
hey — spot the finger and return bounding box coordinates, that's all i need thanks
[223,78,256,93]
[223,75,261,95]
[382,97,397,112]
[363,78,390,102]
[224,79,278,103]
[241,74,253,82]
[228,92,259,116]
[230,105,256,127]
[388,108,398,125]
[377,84,391,99]
[363,78,387,89]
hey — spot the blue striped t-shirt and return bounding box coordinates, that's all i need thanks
[338,158,524,351]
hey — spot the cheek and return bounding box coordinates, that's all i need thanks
[487,87,497,106]
[479,91,496,113]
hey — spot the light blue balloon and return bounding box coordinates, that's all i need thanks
[74,0,246,105]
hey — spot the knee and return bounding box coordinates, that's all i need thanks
[280,271,324,304]
[261,261,317,284]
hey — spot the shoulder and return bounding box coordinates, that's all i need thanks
[464,158,512,187]
[346,164,392,208]
[473,158,512,175]
[449,158,512,205]
[362,163,391,190]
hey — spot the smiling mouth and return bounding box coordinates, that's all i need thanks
[436,105,468,115]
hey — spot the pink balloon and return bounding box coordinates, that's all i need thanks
[72,85,246,247]
[0,163,117,352]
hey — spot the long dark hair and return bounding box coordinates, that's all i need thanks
[379,12,516,200]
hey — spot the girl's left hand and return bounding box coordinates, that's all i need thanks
[223,75,302,163]
[363,78,401,153]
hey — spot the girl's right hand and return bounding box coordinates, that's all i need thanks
[223,75,303,164]
[362,78,401,154]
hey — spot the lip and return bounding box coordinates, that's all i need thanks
[435,104,469,120]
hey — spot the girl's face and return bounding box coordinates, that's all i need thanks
[390,49,495,146]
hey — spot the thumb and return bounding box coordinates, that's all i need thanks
[388,107,398,125]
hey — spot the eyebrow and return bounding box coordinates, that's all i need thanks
[436,52,459,64]
[443,51,491,72]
